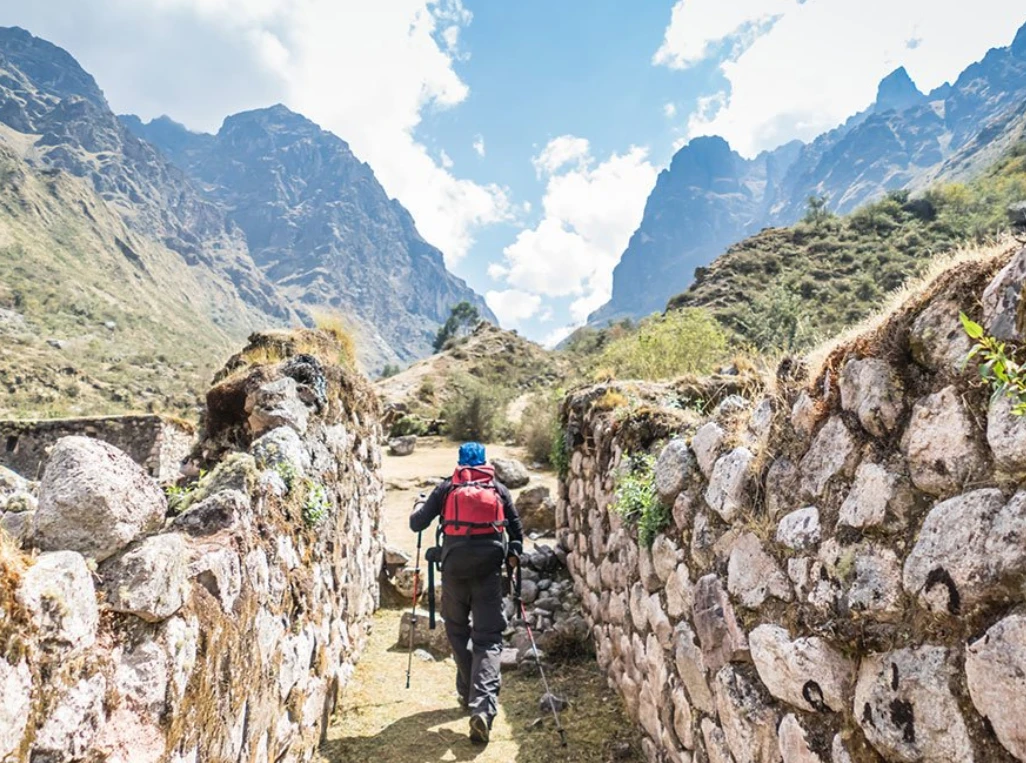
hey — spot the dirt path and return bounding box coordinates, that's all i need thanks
[319,438,640,762]
[319,608,641,763]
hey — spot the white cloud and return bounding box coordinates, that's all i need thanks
[653,0,793,70]
[531,135,592,177]
[472,134,485,157]
[541,325,575,349]
[6,0,509,263]
[485,289,542,327]
[439,149,454,169]
[656,0,1026,157]
[663,102,677,118]
[490,136,656,326]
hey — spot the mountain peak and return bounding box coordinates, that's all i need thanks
[874,66,926,114]
[680,134,733,155]
[119,114,211,162]
[1013,21,1026,58]
[0,26,107,110]
[668,135,740,180]
[221,104,317,132]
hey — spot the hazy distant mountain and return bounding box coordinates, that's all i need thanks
[123,107,495,365]
[0,25,494,377]
[589,136,802,323]
[591,21,1026,325]
[0,26,298,333]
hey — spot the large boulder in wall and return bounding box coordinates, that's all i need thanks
[34,437,167,562]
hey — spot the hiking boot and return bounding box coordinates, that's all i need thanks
[469,714,490,744]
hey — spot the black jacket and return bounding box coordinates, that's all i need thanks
[409,475,524,567]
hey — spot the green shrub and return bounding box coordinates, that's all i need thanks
[390,415,429,438]
[380,363,401,379]
[275,461,298,494]
[598,308,728,381]
[740,284,818,353]
[517,392,560,465]
[442,374,508,443]
[611,454,669,547]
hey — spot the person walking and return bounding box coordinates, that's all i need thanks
[409,442,524,744]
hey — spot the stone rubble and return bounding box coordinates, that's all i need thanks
[516,485,557,534]
[388,434,417,456]
[748,625,854,713]
[854,646,974,762]
[705,447,755,522]
[775,506,821,551]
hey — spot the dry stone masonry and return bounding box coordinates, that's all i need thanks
[0,414,195,483]
[0,332,384,763]
[557,246,1026,762]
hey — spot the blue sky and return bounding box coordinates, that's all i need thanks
[5,1,1026,346]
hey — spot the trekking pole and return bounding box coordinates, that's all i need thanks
[405,528,423,689]
[514,561,568,747]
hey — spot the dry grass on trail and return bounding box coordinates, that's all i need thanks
[321,608,642,763]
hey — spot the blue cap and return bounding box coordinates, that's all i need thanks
[458,442,486,466]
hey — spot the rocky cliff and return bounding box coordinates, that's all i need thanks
[559,241,1026,761]
[0,26,298,329]
[0,330,384,762]
[591,22,1026,325]
[589,137,802,323]
[0,25,495,381]
[122,106,495,368]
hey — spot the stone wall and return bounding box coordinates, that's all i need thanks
[0,334,384,763]
[0,414,195,482]
[558,246,1026,762]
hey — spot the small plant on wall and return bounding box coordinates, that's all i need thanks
[611,454,669,548]
[961,313,1026,415]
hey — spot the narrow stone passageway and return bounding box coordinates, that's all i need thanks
[319,439,642,762]
[319,607,640,763]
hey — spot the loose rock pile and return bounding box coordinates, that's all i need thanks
[0,333,384,763]
[392,542,592,670]
[558,246,1026,762]
[505,543,590,667]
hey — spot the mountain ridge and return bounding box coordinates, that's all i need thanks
[122,105,495,366]
[590,20,1026,326]
[0,25,494,376]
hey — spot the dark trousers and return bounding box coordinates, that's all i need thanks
[441,568,506,721]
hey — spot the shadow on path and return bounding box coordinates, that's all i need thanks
[321,707,487,763]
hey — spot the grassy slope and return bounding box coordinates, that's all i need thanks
[376,322,571,416]
[664,142,1026,352]
[0,140,256,418]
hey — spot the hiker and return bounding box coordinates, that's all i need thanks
[408,442,524,744]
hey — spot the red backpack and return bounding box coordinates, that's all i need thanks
[441,465,506,536]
